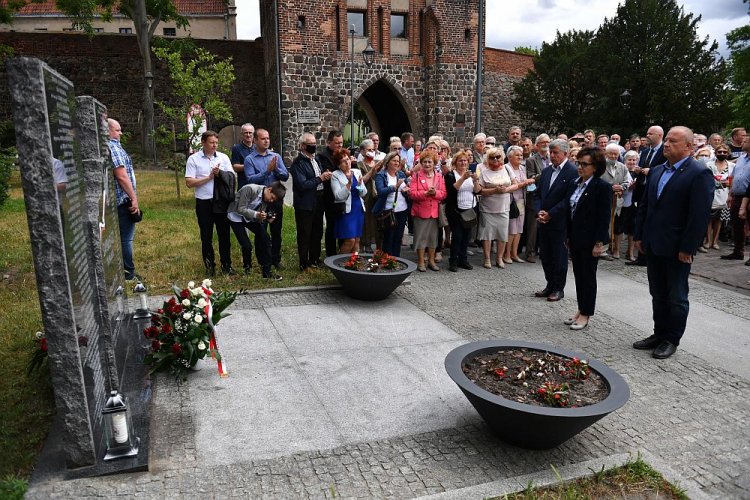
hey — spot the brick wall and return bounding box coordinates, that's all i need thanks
[483,47,534,78]
[0,32,268,147]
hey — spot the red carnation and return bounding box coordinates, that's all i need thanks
[151,340,161,350]
[146,326,159,338]
[538,388,546,395]
[171,343,181,354]
[161,324,172,334]
[157,308,165,315]
[180,289,190,299]
[39,338,48,352]
[554,394,561,400]
[168,297,176,306]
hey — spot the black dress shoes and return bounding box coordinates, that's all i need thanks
[458,262,474,270]
[652,341,678,359]
[632,335,662,350]
[535,287,552,297]
[547,290,564,301]
[720,252,744,260]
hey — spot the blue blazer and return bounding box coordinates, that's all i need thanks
[290,152,323,211]
[534,160,578,231]
[634,157,714,257]
[372,169,407,215]
[634,144,666,203]
[566,176,612,251]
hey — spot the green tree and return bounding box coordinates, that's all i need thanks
[726,24,750,128]
[512,0,730,134]
[511,30,599,133]
[153,44,234,200]
[0,0,187,161]
[514,46,539,56]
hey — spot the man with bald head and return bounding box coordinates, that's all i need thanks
[108,119,141,281]
[627,125,666,266]
[633,126,713,359]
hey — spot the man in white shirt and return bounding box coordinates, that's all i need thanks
[185,130,235,276]
[357,132,386,162]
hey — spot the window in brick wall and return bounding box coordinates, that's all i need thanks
[348,11,366,37]
[120,28,133,34]
[391,14,407,39]
[163,27,176,37]
[93,28,104,33]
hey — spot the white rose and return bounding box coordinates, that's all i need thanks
[202,279,212,288]
[192,287,203,296]
[194,314,203,323]
[197,341,206,350]
[183,312,192,320]
[188,281,195,288]
[182,299,190,307]
[197,298,207,308]
[36,331,44,339]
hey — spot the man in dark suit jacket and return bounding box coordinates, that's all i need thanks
[633,126,714,359]
[291,133,332,272]
[628,125,665,266]
[533,139,579,301]
[316,131,344,258]
[523,134,551,262]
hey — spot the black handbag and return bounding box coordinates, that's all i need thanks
[458,207,478,228]
[509,197,520,219]
[376,187,399,232]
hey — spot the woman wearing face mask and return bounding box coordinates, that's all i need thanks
[599,143,631,259]
[358,139,384,251]
[698,146,732,251]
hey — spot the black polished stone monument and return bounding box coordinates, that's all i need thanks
[8,58,150,477]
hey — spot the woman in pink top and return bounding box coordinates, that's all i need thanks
[410,150,447,271]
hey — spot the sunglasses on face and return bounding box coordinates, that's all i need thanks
[489,155,502,161]
[576,161,594,168]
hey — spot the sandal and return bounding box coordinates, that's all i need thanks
[483,260,492,269]
[428,263,441,272]
[711,244,720,250]
[495,261,505,269]
[418,266,427,272]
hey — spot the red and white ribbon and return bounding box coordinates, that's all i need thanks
[202,286,228,378]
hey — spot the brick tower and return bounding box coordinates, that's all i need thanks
[259,0,484,162]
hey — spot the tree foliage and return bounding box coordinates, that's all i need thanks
[514,46,539,56]
[512,0,730,135]
[726,24,750,128]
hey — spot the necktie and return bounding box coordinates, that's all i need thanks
[645,148,654,167]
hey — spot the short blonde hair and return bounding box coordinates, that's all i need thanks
[483,147,505,165]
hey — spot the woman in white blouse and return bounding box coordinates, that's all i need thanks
[444,151,481,272]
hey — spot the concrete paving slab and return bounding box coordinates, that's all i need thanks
[213,308,289,359]
[264,303,383,355]
[511,263,750,381]
[297,342,473,442]
[190,355,344,466]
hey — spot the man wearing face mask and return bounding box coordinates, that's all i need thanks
[523,134,551,263]
[291,133,333,272]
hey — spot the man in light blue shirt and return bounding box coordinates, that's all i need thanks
[721,135,750,261]
[243,128,289,269]
[399,132,415,169]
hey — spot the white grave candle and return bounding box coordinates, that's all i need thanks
[113,413,128,444]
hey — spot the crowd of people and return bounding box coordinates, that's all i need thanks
[108,118,749,360]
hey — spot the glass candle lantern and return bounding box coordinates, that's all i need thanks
[132,282,151,319]
[102,390,139,460]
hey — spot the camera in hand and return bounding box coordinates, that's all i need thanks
[265,210,276,221]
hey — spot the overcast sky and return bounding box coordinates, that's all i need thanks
[234,0,748,58]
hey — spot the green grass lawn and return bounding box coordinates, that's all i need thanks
[0,169,335,482]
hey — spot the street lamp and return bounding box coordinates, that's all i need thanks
[145,72,157,168]
[349,26,376,148]
[619,89,632,109]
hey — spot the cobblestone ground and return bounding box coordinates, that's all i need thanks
[27,252,750,499]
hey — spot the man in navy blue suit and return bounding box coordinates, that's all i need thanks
[627,125,665,266]
[534,139,579,301]
[633,126,714,359]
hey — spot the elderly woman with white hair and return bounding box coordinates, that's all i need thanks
[472,133,487,164]
[477,147,521,269]
[621,149,640,261]
[600,143,632,259]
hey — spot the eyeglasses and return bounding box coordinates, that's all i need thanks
[486,143,495,146]
[489,155,502,161]
[242,132,253,135]
[576,161,594,168]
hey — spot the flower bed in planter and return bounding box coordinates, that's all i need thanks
[324,252,416,301]
[445,340,630,449]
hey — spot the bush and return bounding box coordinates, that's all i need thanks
[0,147,15,207]
[0,476,27,500]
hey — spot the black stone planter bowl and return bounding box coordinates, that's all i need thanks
[324,253,417,301]
[445,340,630,450]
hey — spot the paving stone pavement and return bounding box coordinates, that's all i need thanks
[26,247,750,499]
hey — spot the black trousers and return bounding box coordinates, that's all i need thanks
[230,219,272,274]
[448,218,472,266]
[268,201,283,266]
[195,199,231,270]
[570,247,599,315]
[295,192,325,269]
[538,227,568,292]
[324,204,338,258]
